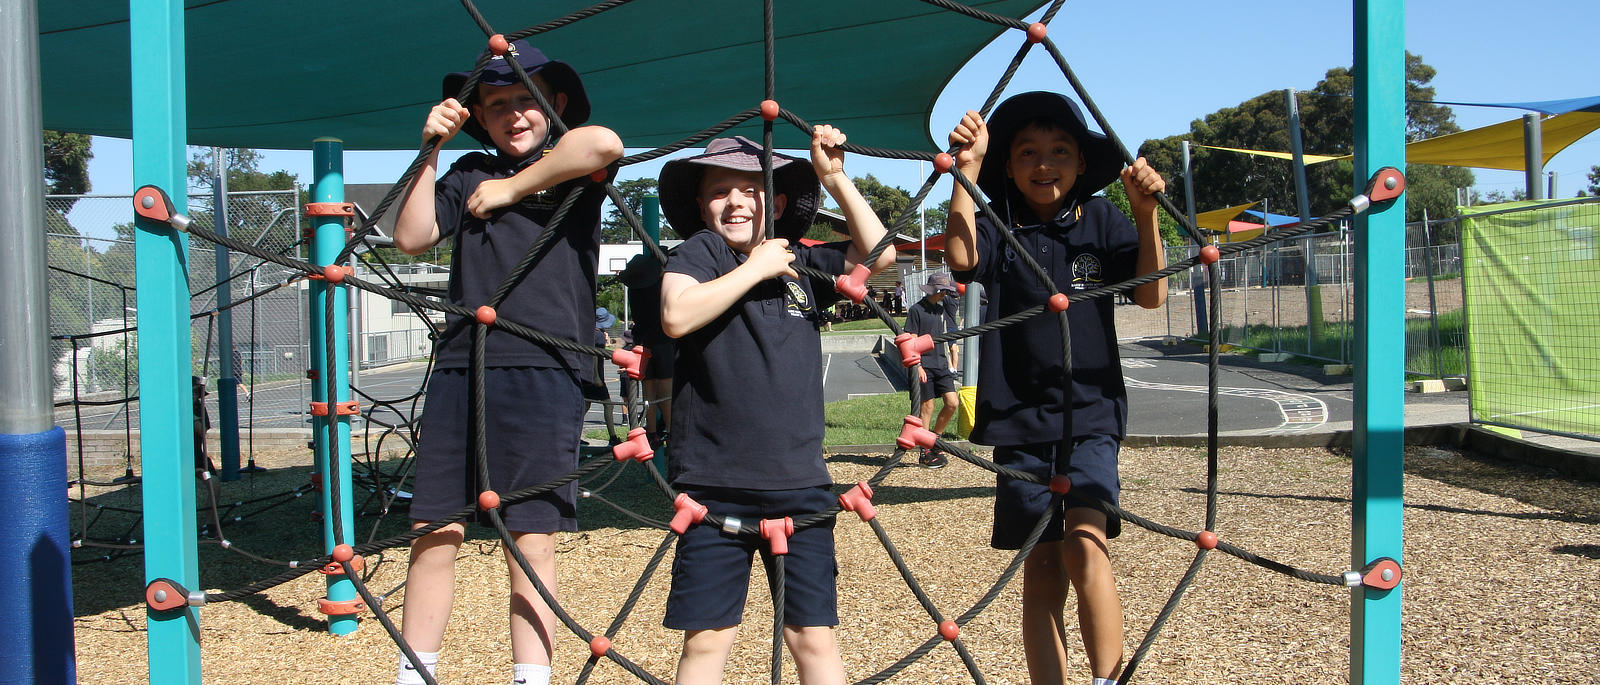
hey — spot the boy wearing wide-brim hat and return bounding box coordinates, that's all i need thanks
[391,39,623,685]
[943,91,1168,685]
[656,128,896,685]
[905,271,963,469]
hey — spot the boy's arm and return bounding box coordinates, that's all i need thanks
[1123,157,1168,309]
[943,111,987,273]
[464,125,625,219]
[393,98,469,255]
[811,125,896,275]
[660,238,797,338]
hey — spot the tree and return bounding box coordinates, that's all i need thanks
[1587,164,1600,197]
[1139,52,1473,234]
[602,178,661,243]
[1103,182,1182,246]
[185,148,302,254]
[852,174,915,231]
[43,131,92,199]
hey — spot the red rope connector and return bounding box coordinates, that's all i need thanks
[589,168,610,183]
[760,99,781,121]
[939,619,961,641]
[894,333,934,367]
[145,578,198,612]
[933,152,954,174]
[475,305,497,325]
[319,555,365,576]
[1047,293,1070,313]
[306,369,319,380]
[1048,475,1072,494]
[1199,244,1220,265]
[1361,557,1402,590]
[317,597,366,616]
[305,265,352,284]
[133,185,191,231]
[612,346,649,380]
[838,481,877,522]
[612,427,655,463]
[488,34,510,56]
[834,263,871,303]
[670,493,709,534]
[304,202,355,217]
[897,416,938,450]
[1196,530,1218,550]
[478,490,501,511]
[309,400,360,417]
[589,635,612,659]
[760,517,794,555]
[1365,167,1406,204]
[1026,22,1048,44]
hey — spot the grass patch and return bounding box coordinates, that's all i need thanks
[824,317,902,333]
[1224,308,1467,378]
[821,392,961,446]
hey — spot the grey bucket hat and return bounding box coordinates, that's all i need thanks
[657,136,821,243]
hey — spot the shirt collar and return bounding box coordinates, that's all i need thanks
[1011,195,1083,232]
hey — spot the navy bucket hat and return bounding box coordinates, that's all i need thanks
[657,136,821,243]
[977,91,1122,205]
[441,40,591,147]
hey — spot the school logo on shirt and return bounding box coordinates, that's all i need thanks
[784,281,811,318]
[1071,253,1103,290]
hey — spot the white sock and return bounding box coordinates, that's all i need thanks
[395,650,438,685]
[1093,678,1118,685]
[512,663,552,685]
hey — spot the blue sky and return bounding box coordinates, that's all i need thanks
[82,0,1599,239]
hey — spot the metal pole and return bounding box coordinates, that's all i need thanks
[1183,140,1208,337]
[1523,113,1544,200]
[309,138,358,635]
[1419,209,1442,378]
[214,147,241,480]
[0,0,75,678]
[919,160,927,273]
[129,0,202,679]
[1288,87,1325,352]
[1546,171,1557,199]
[1353,1,1406,681]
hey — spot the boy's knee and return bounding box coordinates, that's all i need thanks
[782,625,838,659]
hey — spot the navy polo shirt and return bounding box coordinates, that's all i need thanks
[903,297,953,372]
[666,231,848,490]
[432,149,606,371]
[951,196,1140,446]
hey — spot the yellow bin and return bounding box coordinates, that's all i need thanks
[956,385,977,438]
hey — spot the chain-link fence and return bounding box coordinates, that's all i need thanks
[1113,220,1466,377]
[47,190,442,411]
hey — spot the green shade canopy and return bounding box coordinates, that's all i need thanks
[41,0,1046,152]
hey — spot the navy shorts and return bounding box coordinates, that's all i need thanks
[641,340,675,380]
[664,486,838,631]
[991,435,1122,549]
[919,366,958,402]
[410,367,582,533]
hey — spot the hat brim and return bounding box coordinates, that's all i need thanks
[658,139,820,243]
[442,59,591,148]
[977,91,1122,208]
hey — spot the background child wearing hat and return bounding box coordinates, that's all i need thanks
[391,40,623,685]
[943,91,1168,685]
[656,126,895,685]
[905,271,963,468]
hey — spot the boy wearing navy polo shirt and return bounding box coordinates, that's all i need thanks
[391,40,622,685]
[656,128,894,685]
[944,92,1167,685]
[904,271,962,469]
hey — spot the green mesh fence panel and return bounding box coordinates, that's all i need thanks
[1461,198,1600,439]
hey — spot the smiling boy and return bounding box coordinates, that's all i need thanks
[655,128,894,685]
[390,40,622,685]
[944,91,1167,685]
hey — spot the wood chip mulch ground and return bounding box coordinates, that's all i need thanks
[69,442,1599,683]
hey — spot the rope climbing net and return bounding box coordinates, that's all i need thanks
[123,0,1408,683]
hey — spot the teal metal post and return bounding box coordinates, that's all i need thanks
[643,196,667,478]
[131,0,202,680]
[1352,1,1405,682]
[309,138,359,634]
